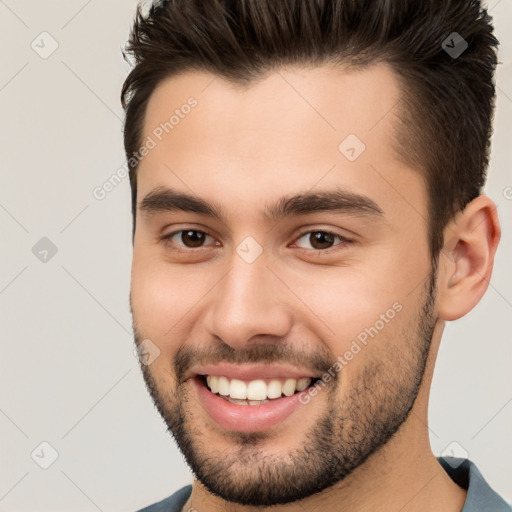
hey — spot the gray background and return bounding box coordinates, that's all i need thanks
[0,1,510,510]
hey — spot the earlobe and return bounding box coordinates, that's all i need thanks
[437,196,501,321]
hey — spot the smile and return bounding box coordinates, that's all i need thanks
[203,375,312,405]
[190,365,322,432]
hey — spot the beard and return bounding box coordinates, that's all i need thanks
[132,269,437,507]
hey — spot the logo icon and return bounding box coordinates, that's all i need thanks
[236,236,263,264]
[338,134,366,162]
[32,237,58,263]
[440,441,469,468]
[442,32,468,59]
[31,441,59,469]
[134,339,161,366]
[31,32,59,60]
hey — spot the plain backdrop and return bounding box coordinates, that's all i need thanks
[0,1,510,511]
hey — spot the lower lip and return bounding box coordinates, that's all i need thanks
[192,376,307,432]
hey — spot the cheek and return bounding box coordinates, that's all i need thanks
[289,257,422,359]
[300,283,397,355]
[131,250,222,359]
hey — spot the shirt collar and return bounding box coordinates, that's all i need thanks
[437,457,510,511]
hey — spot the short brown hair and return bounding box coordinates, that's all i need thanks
[121,0,499,258]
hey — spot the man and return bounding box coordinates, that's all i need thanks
[122,0,509,510]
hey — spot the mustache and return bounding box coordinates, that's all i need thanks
[173,338,337,384]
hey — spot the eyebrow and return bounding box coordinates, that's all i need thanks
[139,185,384,223]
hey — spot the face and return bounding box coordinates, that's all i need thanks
[130,63,438,506]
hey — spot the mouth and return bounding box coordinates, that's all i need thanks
[191,370,322,432]
[200,374,318,405]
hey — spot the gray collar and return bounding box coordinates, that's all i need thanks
[437,457,510,511]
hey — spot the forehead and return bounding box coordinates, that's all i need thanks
[136,63,426,226]
[143,63,401,156]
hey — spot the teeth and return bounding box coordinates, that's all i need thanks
[282,378,297,396]
[230,379,247,399]
[226,397,271,406]
[209,376,219,394]
[296,377,310,391]
[247,380,267,400]
[266,379,282,399]
[204,375,312,401]
[218,376,230,396]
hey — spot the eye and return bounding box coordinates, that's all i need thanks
[161,229,218,251]
[293,230,350,251]
[160,228,351,255]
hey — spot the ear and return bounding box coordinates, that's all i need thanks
[437,195,501,321]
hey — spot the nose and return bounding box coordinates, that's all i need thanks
[203,250,293,349]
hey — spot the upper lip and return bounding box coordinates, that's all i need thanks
[187,363,321,381]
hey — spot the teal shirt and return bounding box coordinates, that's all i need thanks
[136,457,510,511]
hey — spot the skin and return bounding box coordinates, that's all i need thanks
[129,63,500,511]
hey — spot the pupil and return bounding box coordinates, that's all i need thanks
[311,231,334,249]
[182,230,205,248]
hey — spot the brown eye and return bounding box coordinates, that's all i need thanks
[162,229,216,251]
[180,230,206,248]
[308,231,335,250]
[294,230,348,252]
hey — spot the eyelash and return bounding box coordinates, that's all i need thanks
[160,228,351,255]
